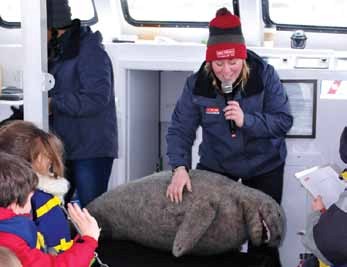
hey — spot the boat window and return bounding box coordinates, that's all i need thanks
[120,0,239,27]
[0,0,97,28]
[263,0,347,33]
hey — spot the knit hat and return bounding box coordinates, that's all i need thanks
[46,0,72,29]
[206,8,247,62]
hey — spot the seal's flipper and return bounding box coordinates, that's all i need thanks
[245,210,263,246]
[172,202,216,257]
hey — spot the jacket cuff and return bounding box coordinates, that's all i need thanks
[172,166,189,173]
[80,235,98,247]
[243,113,255,129]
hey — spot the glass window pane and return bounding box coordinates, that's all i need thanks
[126,0,235,22]
[0,0,95,24]
[0,0,20,23]
[268,0,347,27]
[69,0,95,21]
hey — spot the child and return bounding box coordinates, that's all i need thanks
[0,246,22,267]
[301,127,347,267]
[0,120,72,254]
[340,127,347,164]
[0,151,100,266]
[339,127,347,181]
[301,194,347,267]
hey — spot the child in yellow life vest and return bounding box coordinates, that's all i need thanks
[0,152,100,267]
[0,120,72,255]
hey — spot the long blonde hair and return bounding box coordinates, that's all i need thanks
[204,60,250,92]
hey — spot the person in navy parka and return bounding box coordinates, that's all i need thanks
[47,0,118,207]
[166,8,293,267]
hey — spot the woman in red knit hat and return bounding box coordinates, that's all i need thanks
[166,7,293,267]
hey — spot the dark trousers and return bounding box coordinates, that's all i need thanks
[242,163,284,205]
[65,157,114,207]
[197,163,285,267]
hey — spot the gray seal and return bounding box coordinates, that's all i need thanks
[87,170,285,257]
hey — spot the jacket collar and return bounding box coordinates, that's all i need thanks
[0,207,38,249]
[0,207,31,220]
[48,19,81,63]
[0,207,17,220]
[36,173,69,203]
[194,50,265,99]
[193,62,218,98]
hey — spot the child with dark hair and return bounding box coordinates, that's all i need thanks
[0,152,100,266]
[0,120,72,254]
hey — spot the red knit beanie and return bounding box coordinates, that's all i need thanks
[206,8,247,62]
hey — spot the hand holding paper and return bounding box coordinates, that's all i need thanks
[295,165,346,208]
[312,195,325,211]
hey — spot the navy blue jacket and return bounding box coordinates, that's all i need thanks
[49,24,118,160]
[0,213,38,249]
[340,126,347,163]
[167,50,293,178]
[311,191,347,266]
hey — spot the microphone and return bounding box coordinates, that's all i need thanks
[221,80,237,138]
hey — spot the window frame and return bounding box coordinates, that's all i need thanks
[0,0,98,29]
[120,0,239,28]
[0,16,20,28]
[262,0,347,34]
[283,79,317,139]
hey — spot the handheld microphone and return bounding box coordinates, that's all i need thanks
[221,80,237,137]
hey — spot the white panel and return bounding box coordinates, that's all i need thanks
[280,165,312,267]
[21,0,49,130]
[160,71,192,122]
[159,71,197,170]
[0,45,23,88]
[127,70,160,181]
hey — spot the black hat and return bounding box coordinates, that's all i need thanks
[340,127,347,163]
[47,0,72,28]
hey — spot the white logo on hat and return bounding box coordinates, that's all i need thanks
[216,49,235,58]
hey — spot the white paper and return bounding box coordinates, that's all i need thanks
[295,165,346,208]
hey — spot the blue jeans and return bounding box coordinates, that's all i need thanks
[65,157,114,207]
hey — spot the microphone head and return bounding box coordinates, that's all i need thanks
[221,80,233,94]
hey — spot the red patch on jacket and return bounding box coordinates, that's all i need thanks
[205,107,220,115]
